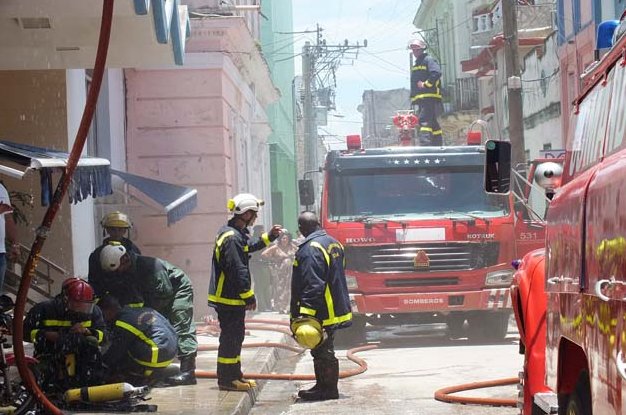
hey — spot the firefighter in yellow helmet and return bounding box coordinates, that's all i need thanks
[88,212,142,307]
[408,38,443,146]
[208,193,283,391]
[291,211,352,401]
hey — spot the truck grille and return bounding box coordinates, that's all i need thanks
[345,242,500,273]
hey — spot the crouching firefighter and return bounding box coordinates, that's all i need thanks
[208,193,283,391]
[99,295,178,386]
[24,278,107,391]
[290,211,352,401]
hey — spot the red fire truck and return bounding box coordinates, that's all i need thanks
[484,17,626,415]
[306,128,545,343]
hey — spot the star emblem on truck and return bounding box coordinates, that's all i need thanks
[413,250,430,269]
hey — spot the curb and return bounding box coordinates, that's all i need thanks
[228,332,291,415]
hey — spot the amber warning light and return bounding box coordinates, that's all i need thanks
[346,134,362,150]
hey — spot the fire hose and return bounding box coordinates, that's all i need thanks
[12,1,114,414]
[195,318,377,381]
[200,318,517,407]
[434,377,518,407]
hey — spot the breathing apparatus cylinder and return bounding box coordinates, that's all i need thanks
[63,382,149,403]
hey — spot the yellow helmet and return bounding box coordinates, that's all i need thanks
[101,211,132,228]
[290,317,325,349]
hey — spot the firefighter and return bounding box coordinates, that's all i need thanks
[409,38,443,146]
[291,211,352,401]
[88,211,142,303]
[99,243,198,386]
[208,193,283,391]
[99,295,178,386]
[23,278,107,390]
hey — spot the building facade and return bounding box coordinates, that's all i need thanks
[261,0,298,231]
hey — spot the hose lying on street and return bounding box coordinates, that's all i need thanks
[202,317,519,408]
[434,377,518,407]
[195,318,377,381]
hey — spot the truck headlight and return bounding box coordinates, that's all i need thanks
[485,269,514,286]
[346,275,358,290]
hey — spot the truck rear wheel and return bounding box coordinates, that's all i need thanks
[334,315,367,347]
[467,311,510,342]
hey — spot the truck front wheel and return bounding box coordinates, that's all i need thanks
[467,311,510,342]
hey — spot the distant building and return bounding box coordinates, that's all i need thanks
[358,89,410,148]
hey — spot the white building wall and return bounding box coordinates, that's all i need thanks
[522,33,562,160]
[66,69,96,278]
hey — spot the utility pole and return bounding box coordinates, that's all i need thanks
[300,25,366,202]
[302,40,316,176]
[502,0,525,168]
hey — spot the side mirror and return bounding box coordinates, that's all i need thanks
[484,140,511,194]
[298,179,315,206]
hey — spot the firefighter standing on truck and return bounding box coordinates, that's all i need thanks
[208,193,283,391]
[409,38,443,146]
[291,211,352,401]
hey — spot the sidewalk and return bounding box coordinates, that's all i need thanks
[133,312,291,415]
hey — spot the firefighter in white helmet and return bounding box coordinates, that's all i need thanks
[408,38,443,146]
[97,242,198,386]
[291,211,352,401]
[208,193,283,391]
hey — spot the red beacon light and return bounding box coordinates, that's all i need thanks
[346,134,362,151]
[466,130,482,145]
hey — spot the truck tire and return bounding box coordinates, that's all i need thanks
[446,314,466,339]
[467,311,510,342]
[565,372,592,415]
[334,315,367,347]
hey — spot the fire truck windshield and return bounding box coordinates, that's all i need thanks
[327,167,509,221]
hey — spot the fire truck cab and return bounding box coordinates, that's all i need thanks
[308,132,544,344]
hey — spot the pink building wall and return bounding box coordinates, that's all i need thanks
[125,67,239,318]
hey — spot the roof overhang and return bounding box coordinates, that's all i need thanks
[461,35,546,75]
[111,169,197,226]
[0,0,190,70]
[0,140,112,205]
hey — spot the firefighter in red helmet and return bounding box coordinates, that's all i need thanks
[24,278,107,391]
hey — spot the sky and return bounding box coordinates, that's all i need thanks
[292,0,421,150]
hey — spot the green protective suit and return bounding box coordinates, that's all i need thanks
[126,254,198,358]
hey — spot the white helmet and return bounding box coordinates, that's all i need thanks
[227,193,264,215]
[408,38,426,50]
[100,243,127,272]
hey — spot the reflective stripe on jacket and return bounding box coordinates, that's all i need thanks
[208,219,275,308]
[290,230,352,329]
[23,296,107,354]
[104,306,178,370]
[410,53,442,102]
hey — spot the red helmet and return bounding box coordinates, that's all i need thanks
[63,278,95,315]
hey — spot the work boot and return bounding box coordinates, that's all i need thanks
[218,379,252,391]
[298,360,339,401]
[297,360,323,398]
[163,355,197,386]
[240,377,257,388]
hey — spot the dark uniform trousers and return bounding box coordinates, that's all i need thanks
[415,98,443,146]
[216,307,246,382]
